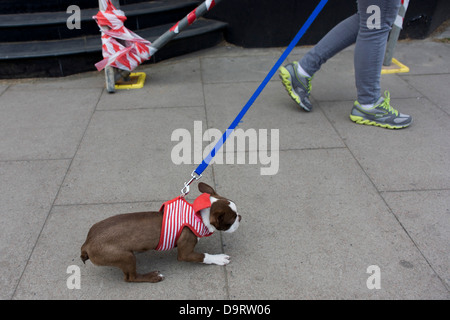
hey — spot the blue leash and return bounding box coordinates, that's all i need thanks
[181,0,329,195]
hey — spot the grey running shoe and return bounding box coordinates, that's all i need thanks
[350,91,412,129]
[279,61,313,112]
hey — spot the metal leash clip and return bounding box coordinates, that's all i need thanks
[181,171,202,197]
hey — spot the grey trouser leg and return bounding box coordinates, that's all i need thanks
[299,0,400,104]
[299,14,359,77]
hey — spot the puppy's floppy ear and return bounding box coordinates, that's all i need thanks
[198,182,216,195]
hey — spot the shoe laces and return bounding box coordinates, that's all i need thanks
[299,75,313,93]
[379,91,398,116]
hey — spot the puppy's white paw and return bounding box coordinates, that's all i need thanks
[203,253,230,265]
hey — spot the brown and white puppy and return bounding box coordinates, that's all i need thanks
[80,182,241,282]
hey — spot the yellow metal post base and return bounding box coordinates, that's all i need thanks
[114,72,147,90]
[381,58,409,74]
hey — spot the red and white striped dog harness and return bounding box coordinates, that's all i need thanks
[155,193,213,251]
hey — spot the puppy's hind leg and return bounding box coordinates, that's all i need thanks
[119,252,164,283]
[92,249,164,283]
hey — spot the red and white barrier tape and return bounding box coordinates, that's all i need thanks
[93,0,219,72]
[169,0,216,33]
[393,0,409,29]
[93,0,153,72]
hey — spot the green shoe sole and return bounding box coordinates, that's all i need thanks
[279,66,301,105]
[349,115,411,129]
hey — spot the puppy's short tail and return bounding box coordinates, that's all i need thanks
[80,250,89,264]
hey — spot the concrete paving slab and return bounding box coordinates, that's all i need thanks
[172,44,283,61]
[401,74,450,115]
[1,71,105,90]
[203,81,345,152]
[319,97,450,192]
[395,40,450,75]
[201,50,283,84]
[55,107,213,205]
[97,58,204,111]
[212,149,449,299]
[0,160,69,300]
[381,190,450,289]
[0,87,99,160]
[13,201,227,299]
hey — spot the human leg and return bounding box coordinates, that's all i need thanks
[350,0,412,129]
[299,13,359,76]
[280,13,359,111]
[354,0,400,104]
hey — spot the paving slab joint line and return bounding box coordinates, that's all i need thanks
[199,65,231,299]
[0,157,73,163]
[310,95,426,104]
[209,162,232,299]
[51,199,170,208]
[0,84,11,98]
[380,187,450,194]
[96,105,206,112]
